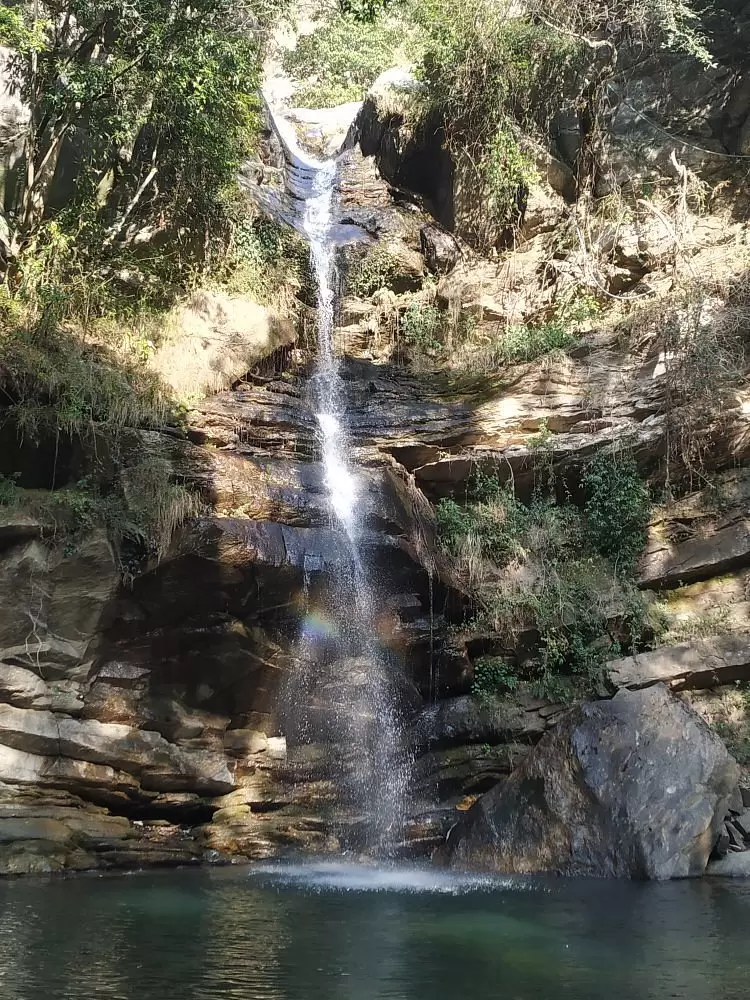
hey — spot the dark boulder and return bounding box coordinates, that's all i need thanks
[446,685,739,879]
[420,225,460,275]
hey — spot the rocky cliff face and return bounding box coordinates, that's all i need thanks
[0,360,466,870]
[0,37,749,877]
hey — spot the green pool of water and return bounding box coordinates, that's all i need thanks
[0,860,747,999]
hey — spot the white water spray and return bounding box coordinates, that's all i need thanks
[272,111,411,850]
[303,163,363,544]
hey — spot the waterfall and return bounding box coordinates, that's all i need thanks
[271,112,411,852]
[303,163,359,538]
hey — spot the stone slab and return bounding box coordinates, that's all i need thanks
[607,635,750,691]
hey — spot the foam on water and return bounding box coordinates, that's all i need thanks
[248,860,534,896]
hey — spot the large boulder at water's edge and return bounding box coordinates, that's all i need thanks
[445,685,739,879]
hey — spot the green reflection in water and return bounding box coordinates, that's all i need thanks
[0,864,747,1000]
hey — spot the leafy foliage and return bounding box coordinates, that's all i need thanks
[6,0,263,265]
[0,2,293,584]
[140,9,261,236]
[414,1,583,227]
[284,9,421,107]
[14,211,177,336]
[221,215,311,304]
[495,319,577,365]
[118,454,202,566]
[0,291,199,568]
[486,558,649,701]
[413,0,713,241]
[349,246,413,297]
[339,0,394,21]
[0,322,199,573]
[0,4,46,51]
[437,468,585,564]
[400,303,443,352]
[438,457,652,700]
[0,473,21,508]
[436,474,526,567]
[532,0,712,65]
[482,127,539,228]
[582,451,652,569]
[472,656,520,701]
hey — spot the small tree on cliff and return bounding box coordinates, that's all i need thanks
[0,0,268,260]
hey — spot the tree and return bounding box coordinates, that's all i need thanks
[0,0,265,257]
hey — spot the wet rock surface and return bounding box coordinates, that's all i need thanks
[410,694,552,753]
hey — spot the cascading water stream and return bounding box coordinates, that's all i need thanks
[303,163,359,541]
[270,110,411,851]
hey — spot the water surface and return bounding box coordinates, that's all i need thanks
[0,861,748,999]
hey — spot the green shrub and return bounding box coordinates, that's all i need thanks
[582,451,652,570]
[0,5,46,52]
[34,480,130,556]
[401,303,443,352]
[284,11,422,108]
[340,0,394,20]
[483,556,648,701]
[0,474,21,508]
[435,497,474,549]
[440,462,651,577]
[527,560,629,687]
[118,455,203,565]
[414,0,711,235]
[440,461,651,700]
[415,1,583,224]
[495,320,577,365]
[223,215,310,303]
[451,295,599,372]
[349,247,411,297]
[436,471,581,567]
[0,317,196,572]
[472,656,520,701]
[8,0,263,275]
[15,213,177,333]
[436,476,528,566]
[558,293,600,326]
[482,127,539,225]
[545,0,713,65]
